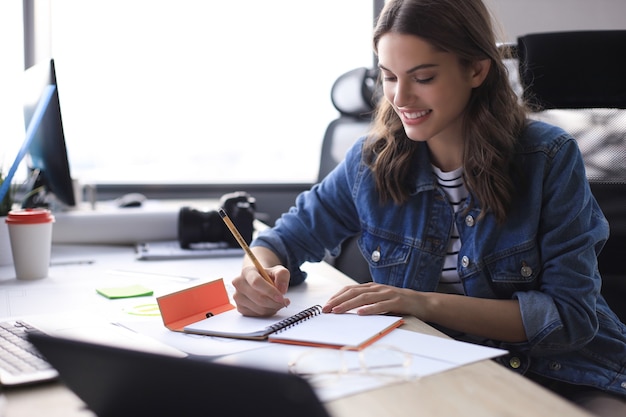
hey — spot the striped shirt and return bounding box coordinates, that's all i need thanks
[432,165,468,295]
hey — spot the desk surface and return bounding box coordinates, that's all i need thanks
[1,245,592,417]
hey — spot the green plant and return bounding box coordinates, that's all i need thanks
[0,171,14,216]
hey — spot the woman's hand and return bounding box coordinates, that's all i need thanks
[322,282,423,317]
[323,282,527,343]
[231,251,291,317]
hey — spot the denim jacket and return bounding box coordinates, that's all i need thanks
[253,120,626,396]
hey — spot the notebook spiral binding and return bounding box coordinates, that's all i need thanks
[268,305,322,333]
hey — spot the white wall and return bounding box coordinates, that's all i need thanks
[485,0,626,42]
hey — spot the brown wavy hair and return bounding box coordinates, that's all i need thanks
[367,0,527,223]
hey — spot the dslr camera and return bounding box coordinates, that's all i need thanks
[177,191,256,249]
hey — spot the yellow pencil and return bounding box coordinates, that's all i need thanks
[218,208,275,287]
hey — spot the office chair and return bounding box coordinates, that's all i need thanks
[318,67,378,283]
[318,67,379,181]
[516,30,626,322]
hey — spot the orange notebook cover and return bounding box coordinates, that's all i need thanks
[156,279,235,332]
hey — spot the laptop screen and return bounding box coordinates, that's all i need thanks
[29,332,331,417]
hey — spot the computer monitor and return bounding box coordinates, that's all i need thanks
[22,59,75,208]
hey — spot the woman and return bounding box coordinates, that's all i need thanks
[233,0,626,414]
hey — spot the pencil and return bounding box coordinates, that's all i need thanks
[218,208,275,287]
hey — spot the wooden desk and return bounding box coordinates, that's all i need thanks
[2,247,592,417]
[328,317,592,417]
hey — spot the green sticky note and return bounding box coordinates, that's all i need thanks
[96,284,153,299]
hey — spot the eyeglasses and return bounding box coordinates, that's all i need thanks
[288,345,415,388]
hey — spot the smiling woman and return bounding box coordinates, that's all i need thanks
[42,0,374,185]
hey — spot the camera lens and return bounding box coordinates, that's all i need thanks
[177,207,224,249]
[177,192,256,249]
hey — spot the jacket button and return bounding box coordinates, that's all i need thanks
[461,256,470,268]
[520,263,533,278]
[371,250,381,263]
[509,357,521,369]
[465,215,475,227]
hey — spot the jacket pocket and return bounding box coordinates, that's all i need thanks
[484,242,542,296]
[358,229,412,286]
[358,229,411,267]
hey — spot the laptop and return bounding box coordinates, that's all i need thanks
[1,312,187,387]
[28,332,331,417]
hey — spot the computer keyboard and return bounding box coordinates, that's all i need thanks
[0,320,58,386]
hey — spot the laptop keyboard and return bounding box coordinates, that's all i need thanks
[0,320,58,386]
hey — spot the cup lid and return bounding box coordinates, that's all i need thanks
[5,208,55,224]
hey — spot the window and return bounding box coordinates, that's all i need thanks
[47,1,374,185]
[0,2,26,178]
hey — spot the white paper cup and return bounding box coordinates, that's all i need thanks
[5,208,55,280]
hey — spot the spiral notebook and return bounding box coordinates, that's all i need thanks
[156,280,404,350]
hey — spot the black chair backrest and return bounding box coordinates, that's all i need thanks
[317,67,379,283]
[517,30,626,110]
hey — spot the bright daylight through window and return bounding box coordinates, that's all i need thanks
[45,1,374,185]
